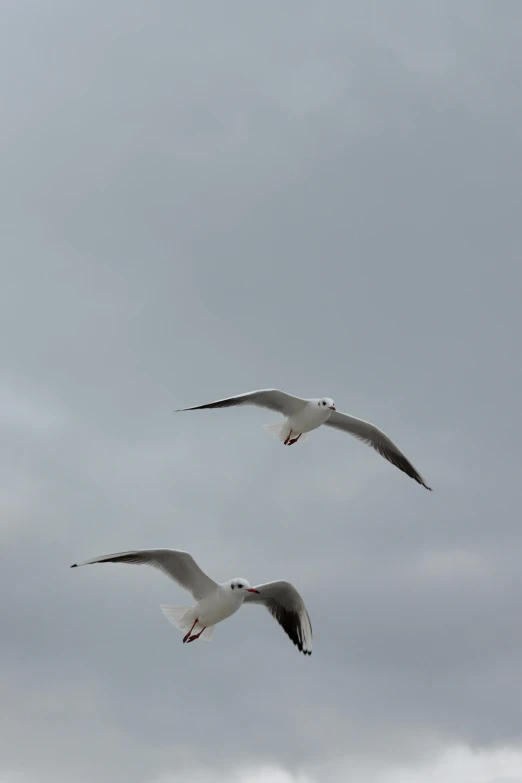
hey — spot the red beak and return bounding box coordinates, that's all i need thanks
[329,405,336,410]
[247,588,260,593]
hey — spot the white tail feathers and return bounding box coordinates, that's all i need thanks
[263,421,287,441]
[160,605,215,642]
[160,604,192,631]
[198,625,215,642]
[263,421,308,445]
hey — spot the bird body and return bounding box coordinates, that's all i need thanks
[262,397,334,445]
[280,397,335,441]
[169,580,251,630]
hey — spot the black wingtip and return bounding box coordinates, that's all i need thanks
[70,564,77,568]
[415,475,432,491]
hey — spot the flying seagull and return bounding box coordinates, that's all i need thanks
[71,548,312,655]
[176,389,432,490]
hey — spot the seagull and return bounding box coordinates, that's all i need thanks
[71,548,312,655]
[176,389,432,490]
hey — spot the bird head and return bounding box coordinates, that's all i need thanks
[229,578,259,594]
[318,397,336,411]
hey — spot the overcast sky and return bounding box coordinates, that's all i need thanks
[1,2,522,782]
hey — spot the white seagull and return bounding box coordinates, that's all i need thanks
[71,548,312,655]
[176,388,432,490]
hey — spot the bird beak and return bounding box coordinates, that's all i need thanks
[329,405,336,411]
[247,588,260,593]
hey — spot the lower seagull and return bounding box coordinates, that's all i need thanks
[71,548,312,655]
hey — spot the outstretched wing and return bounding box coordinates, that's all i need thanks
[71,549,218,601]
[176,389,307,417]
[324,410,431,490]
[244,580,312,655]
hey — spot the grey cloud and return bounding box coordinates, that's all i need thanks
[1,1,522,782]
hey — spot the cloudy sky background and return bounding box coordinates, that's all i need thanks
[1,1,522,781]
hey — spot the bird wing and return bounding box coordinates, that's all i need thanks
[244,580,312,655]
[176,389,307,417]
[324,410,431,490]
[71,549,218,601]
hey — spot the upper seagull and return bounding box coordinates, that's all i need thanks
[176,388,432,490]
[71,548,312,655]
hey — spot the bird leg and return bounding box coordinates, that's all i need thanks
[183,619,198,644]
[288,433,302,445]
[186,626,207,644]
[284,430,293,445]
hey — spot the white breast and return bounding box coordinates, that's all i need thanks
[196,586,244,627]
[288,401,332,434]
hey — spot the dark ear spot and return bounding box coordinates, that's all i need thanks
[231,584,235,590]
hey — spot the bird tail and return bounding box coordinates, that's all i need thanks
[160,605,193,632]
[262,420,287,441]
[160,605,215,642]
[262,421,308,445]
[198,625,215,642]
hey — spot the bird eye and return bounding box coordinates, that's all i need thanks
[322,401,326,406]
[238,584,242,588]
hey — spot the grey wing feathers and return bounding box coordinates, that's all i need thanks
[175,389,306,416]
[70,549,218,600]
[244,580,312,655]
[325,411,432,490]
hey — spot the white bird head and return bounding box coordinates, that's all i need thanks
[317,397,336,411]
[228,578,259,594]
